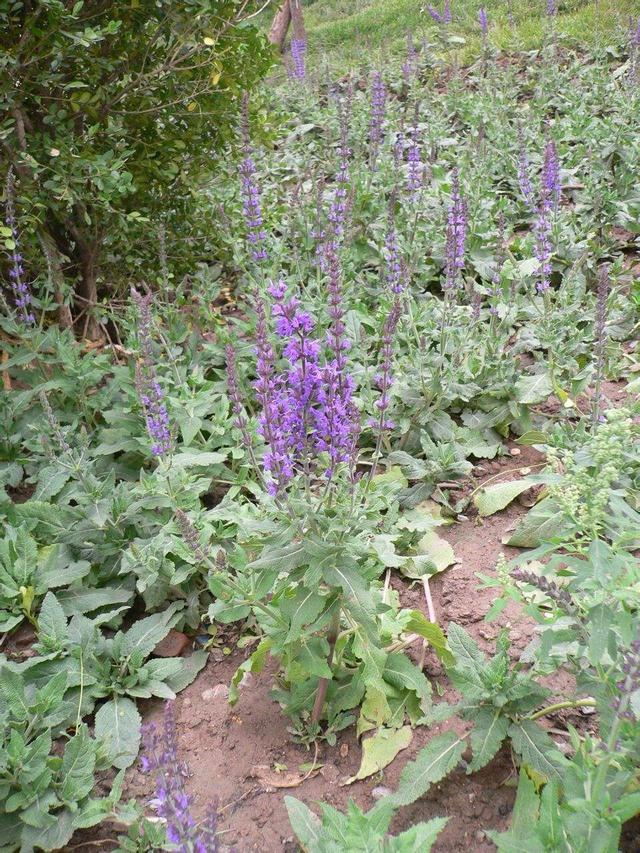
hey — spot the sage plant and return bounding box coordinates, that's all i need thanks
[131,288,173,457]
[368,71,387,168]
[141,703,218,852]
[4,169,35,325]
[239,93,268,262]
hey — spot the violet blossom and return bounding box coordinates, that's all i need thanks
[546,0,557,18]
[384,202,404,294]
[534,137,560,293]
[141,703,218,852]
[4,169,35,325]
[239,93,267,262]
[516,124,534,209]
[407,125,423,198]
[370,299,402,436]
[542,136,561,209]
[427,0,451,24]
[368,71,387,168]
[479,8,488,40]
[131,288,173,457]
[444,168,467,292]
[291,37,306,81]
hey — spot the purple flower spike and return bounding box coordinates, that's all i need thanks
[371,300,402,436]
[407,126,423,198]
[239,93,268,263]
[291,37,306,81]
[542,136,561,209]
[384,202,404,294]
[368,71,387,168]
[517,124,534,209]
[546,0,557,18]
[4,169,35,325]
[479,7,488,36]
[444,168,467,292]
[141,703,218,852]
[131,288,173,458]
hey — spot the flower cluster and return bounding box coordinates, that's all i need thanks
[516,124,534,209]
[534,137,560,293]
[406,125,423,198]
[231,276,358,494]
[131,288,173,457]
[368,71,387,167]
[291,37,306,81]
[479,8,488,41]
[371,299,402,435]
[546,0,557,18]
[427,1,451,24]
[444,168,467,292]
[384,202,404,294]
[4,169,35,325]
[512,567,574,612]
[239,93,267,262]
[611,638,640,723]
[141,703,218,852]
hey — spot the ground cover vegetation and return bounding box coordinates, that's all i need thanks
[1,0,640,850]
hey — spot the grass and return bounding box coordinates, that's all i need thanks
[300,0,640,70]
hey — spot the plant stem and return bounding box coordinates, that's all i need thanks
[310,606,341,725]
[528,697,596,721]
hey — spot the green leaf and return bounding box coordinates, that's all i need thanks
[60,726,97,803]
[21,810,75,852]
[387,817,449,852]
[285,797,322,849]
[473,480,533,517]
[389,732,465,807]
[37,592,68,646]
[94,697,141,769]
[164,650,208,693]
[503,498,565,548]
[170,450,228,468]
[347,726,413,783]
[121,602,182,658]
[487,768,544,852]
[229,639,271,705]
[34,466,72,501]
[468,707,509,772]
[404,611,454,667]
[515,372,553,405]
[383,652,432,711]
[57,586,133,617]
[508,720,567,781]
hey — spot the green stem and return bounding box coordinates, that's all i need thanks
[527,697,596,722]
[310,605,341,726]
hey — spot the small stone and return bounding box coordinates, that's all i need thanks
[510,447,521,456]
[371,786,391,800]
[475,830,486,842]
[201,683,229,701]
[339,743,349,758]
[154,630,191,658]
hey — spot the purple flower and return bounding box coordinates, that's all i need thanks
[629,18,640,85]
[384,202,404,294]
[542,136,561,209]
[516,124,534,209]
[291,37,306,81]
[479,7,488,37]
[533,202,552,294]
[239,93,267,262]
[141,703,218,851]
[610,638,640,723]
[368,71,387,168]
[407,126,423,198]
[546,0,557,18]
[4,169,35,325]
[427,1,451,24]
[371,300,402,435]
[131,288,173,457]
[328,100,350,244]
[444,168,467,292]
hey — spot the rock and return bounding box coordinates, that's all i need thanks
[154,630,191,657]
[371,786,391,800]
[510,447,521,456]
[201,683,229,701]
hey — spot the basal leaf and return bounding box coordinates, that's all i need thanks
[474,480,533,517]
[284,797,322,849]
[468,707,509,772]
[94,697,141,770]
[508,720,568,781]
[347,725,413,783]
[389,732,465,807]
[60,726,97,803]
